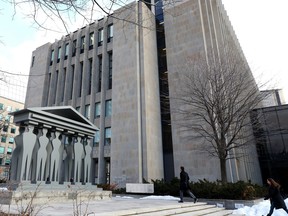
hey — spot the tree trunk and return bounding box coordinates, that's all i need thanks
[220,158,227,183]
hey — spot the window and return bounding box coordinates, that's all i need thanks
[1,136,6,143]
[54,70,59,104]
[79,62,83,97]
[94,131,100,146]
[105,100,112,117]
[108,52,112,89]
[70,65,75,100]
[88,58,92,95]
[5,159,10,165]
[0,114,2,120]
[76,106,80,112]
[0,147,4,154]
[61,68,66,102]
[107,24,113,43]
[98,55,102,92]
[84,104,90,119]
[65,43,69,60]
[10,128,16,134]
[6,106,12,112]
[72,40,77,57]
[98,28,103,46]
[50,49,54,65]
[80,36,85,53]
[95,102,101,118]
[57,46,61,63]
[0,103,3,110]
[31,56,35,67]
[104,127,111,146]
[3,125,8,132]
[7,147,13,154]
[9,137,14,144]
[5,115,11,121]
[89,32,94,50]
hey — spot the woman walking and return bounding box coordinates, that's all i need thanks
[264,178,288,216]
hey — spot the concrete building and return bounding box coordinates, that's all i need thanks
[0,96,24,178]
[251,104,288,192]
[25,0,262,187]
[260,89,286,107]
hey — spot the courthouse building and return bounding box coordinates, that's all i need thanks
[25,0,262,187]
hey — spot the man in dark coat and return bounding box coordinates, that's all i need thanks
[264,178,288,216]
[179,166,197,203]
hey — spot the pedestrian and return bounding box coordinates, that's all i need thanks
[179,166,197,203]
[264,178,288,216]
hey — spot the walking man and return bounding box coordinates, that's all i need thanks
[179,166,198,203]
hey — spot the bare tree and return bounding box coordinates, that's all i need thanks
[170,47,269,183]
[3,0,160,34]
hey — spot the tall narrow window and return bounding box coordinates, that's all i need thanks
[72,40,77,57]
[0,146,4,153]
[105,99,112,117]
[107,24,113,43]
[31,56,35,67]
[88,58,92,95]
[57,46,61,63]
[108,52,112,89]
[85,104,90,119]
[95,102,101,118]
[0,103,3,110]
[98,28,103,46]
[80,36,85,53]
[54,70,59,104]
[70,65,75,100]
[89,32,94,50]
[104,127,111,146]
[65,43,69,60]
[61,68,66,102]
[50,50,54,65]
[98,55,102,92]
[94,131,100,147]
[79,62,83,97]
[46,73,51,106]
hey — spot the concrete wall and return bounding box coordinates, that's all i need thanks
[164,0,262,184]
[25,43,51,108]
[111,2,163,187]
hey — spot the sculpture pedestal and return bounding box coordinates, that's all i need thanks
[0,181,112,205]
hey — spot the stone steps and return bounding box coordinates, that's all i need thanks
[95,202,239,216]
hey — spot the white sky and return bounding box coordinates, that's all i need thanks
[0,0,287,103]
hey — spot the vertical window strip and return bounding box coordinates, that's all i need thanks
[98,55,102,92]
[88,58,92,95]
[70,65,75,100]
[79,62,83,97]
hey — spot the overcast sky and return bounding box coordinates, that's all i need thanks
[0,0,287,103]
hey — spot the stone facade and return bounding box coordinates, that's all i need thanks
[24,0,263,187]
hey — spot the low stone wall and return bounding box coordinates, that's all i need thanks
[126,183,154,194]
[0,181,112,205]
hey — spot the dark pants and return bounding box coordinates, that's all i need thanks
[179,189,196,202]
[267,202,288,216]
